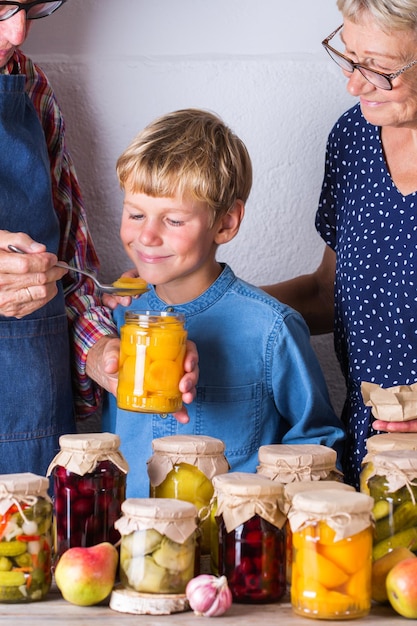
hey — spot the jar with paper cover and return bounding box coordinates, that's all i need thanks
[365,450,417,561]
[283,481,356,586]
[0,473,52,602]
[360,433,417,495]
[289,489,374,620]
[256,443,343,484]
[47,433,128,560]
[212,472,286,603]
[147,434,229,573]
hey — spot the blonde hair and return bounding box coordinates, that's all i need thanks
[337,0,417,32]
[116,108,252,223]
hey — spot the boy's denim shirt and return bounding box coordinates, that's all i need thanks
[102,264,345,497]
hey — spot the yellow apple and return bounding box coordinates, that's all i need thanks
[55,542,118,606]
[386,556,417,618]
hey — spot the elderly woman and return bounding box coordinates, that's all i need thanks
[264,0,417,488]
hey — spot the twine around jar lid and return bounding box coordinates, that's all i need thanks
[212,471,286,532]
[366,449,417,497]
[256,444,342,482]
[147,434,230,486]
[115,498,198,544]
[46,432,129,476]
[0,472,51,516]
[288,489,374,541]
[362,433,417,467]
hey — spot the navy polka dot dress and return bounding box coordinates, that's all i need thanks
[316,103,417,489]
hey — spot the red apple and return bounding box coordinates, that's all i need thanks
[386,556,417,618]
[55,542,118,606]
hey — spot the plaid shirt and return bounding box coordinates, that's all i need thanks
[4,50,118,419]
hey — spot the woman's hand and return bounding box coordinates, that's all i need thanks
[0,230,67,318]
[373,418,417,432]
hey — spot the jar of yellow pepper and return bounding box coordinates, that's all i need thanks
[117,311,187,414]
[288,489,374,620]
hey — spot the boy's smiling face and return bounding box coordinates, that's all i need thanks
[120,189,223,304]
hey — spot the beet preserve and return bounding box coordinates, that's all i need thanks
[212,472,286,603]
[47,433,128,561]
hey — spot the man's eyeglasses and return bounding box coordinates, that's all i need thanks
[0,0,66,21]
[322,24,417,91]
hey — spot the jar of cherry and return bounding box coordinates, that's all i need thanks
[47,433,129,560]
[212,472,286,603]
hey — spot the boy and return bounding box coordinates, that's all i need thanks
[102,108,345,496]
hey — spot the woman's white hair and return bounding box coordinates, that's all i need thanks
[337,0,417,31]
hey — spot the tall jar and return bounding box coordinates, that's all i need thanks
[256,444,343,483]
[212,472,286,604]
[0,473,53,603]
[117,310,187,414]
[147,434,229,573]
[115,498,199,595]
[47,433,129,560]
[365,450,417,561]
[289,489,374,620]
[360,433,417,495]
[283,481,356,585]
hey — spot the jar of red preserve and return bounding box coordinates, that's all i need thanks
[47,433,129,560]
[212,472,286,603]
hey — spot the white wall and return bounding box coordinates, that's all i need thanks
[24,0,355,416]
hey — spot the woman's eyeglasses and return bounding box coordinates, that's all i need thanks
[322,24,417,91]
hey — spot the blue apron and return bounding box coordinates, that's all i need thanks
[0,71,75,476]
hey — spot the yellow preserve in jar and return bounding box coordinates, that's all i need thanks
[288,489,374,620]
[147,435,229,569]
[117,311,187,413]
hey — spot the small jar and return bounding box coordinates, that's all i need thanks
[256,444,343,483]
[289,489,374,620]
[117,310,187,414]
[212,472,286,604]
[0,472,53,602]
[365,450,417,561]
[360,433,417,495]
[47,433,128,560]
[283,481,356,586]
[147,434,229,572]
[115,498,199,594]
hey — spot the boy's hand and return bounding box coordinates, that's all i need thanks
[173,340,199,424]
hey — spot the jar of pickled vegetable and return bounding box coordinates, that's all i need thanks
[283,481,356,586]
[256,444,343,483]
[115,498,199,595]
[212,472,286,604]
[47,433,128,560]
[117,310,187,414]
[360,433,417,495]
[288,489,374,620]
[147,435,229,574]
[0,472,53,602]
[365,450,417,561]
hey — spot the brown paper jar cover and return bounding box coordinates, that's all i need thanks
[256,443,342,482]
[147,434,229,487]
[365,449,417,494]
[115,498,198,544]
[0,472,51,516]
[361,381,417,422]
[212,471,286,533]
[283,479,355,515]
[46,432,129,477]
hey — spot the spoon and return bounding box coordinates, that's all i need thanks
[8,245,148,296]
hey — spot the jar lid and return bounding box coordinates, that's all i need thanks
[256,444,341,482]
[115,498,198,543]
[46,432,129,476]
[0,473,51,515]
[125,310,185,325]
[288,489,374,540]
[366,449,417,493]
[212,472,286,532]
[366,433,417,453]
[283,480,355,514]
[147,435,230,485]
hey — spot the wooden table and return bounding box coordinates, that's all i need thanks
[0,587,406,625]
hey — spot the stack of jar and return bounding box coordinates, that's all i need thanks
[147,434,229,573]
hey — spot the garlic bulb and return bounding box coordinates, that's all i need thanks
[186,574,233,617]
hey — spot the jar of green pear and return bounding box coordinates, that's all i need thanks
[115,498,199,595]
